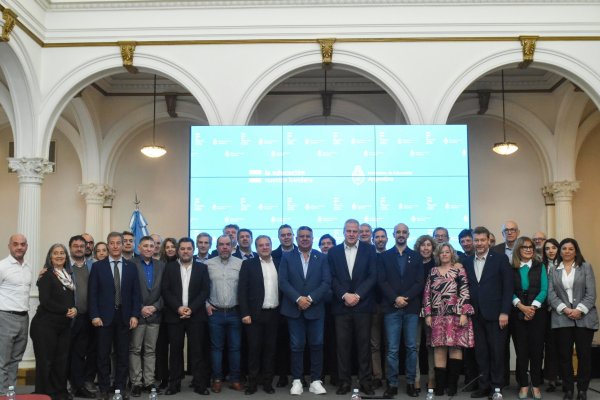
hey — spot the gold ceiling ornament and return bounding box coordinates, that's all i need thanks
[118,41,139,73]
[317,38,336,65]
[518,35,539,69]
[1,8,18,42]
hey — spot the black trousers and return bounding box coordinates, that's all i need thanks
[155,321,170,383]
[69,313,94,389]
[96,310,131,393]
[167,319,209,389]
[30,312,72,400]
[554,326,595,393]
[276,315,291,378]
[510,309,547,387]
[472,314,508,390]
[323,304,338,381]
[335,313,372,386]
[543,309,560,382]
[245,309,279,385]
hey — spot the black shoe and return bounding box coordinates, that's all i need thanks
[73,387,96,399]
[406,384,418,397]
[360,384,375,396]
[372,379,383,389]
[330,376,338,387]
[577,391,586,400]
[276,376,288,388]
[384,386,398,397]
[194,387,210,395]
[471,388,491,398]
[563,391,573,400]
[245,384,257,395]
[263,385,275,394]
[336,383,351,395]
[158,381,169,390]
[547,383,556,393]
[130,386,142,398]
[164,385,180,396]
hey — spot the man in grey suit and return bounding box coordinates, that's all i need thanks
[129,236,165,396]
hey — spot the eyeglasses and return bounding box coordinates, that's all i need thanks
[503,228,518,233]
[532,238,545,242]
[521,246,534,250]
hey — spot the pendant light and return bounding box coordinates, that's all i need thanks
[141,74,167,158]
[492,69,518,155]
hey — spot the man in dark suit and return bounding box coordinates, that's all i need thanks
[238,235,280,394]
[328,219,377,395]
[129,236,165,396]
[378,223,424,397]
[233,228,258,260]
[161,237,210,396]
[89,232,141,400]
[279,226,331,395]
[463,226,513,398]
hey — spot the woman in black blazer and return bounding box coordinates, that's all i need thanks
[30,244,77,400]
[510,237,548,400]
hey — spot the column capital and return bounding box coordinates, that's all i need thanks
[546,180,580,201]
[78,183,115,204]
[8,157,54,184]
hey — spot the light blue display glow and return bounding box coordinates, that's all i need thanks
[189,125,469,248]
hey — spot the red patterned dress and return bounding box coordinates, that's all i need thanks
[422,265,475,348]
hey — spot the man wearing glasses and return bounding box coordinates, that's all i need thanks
[492,221,520,260]
[432,227,449,245]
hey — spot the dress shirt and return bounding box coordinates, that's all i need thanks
[299,251,310,278]
[0,255,32,312]
[555,262,589,315]
[504,246,514,260]
[141,258,154,289]
[206,256,242,308]
[260,257,279,308]
[344,243,358,277]
[474,251,488,282]
[179,261,193,307]
[195,254,210,264]
[395,247,408,277]
[109,257,123,284]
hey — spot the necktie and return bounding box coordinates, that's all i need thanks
[113,260,121,306]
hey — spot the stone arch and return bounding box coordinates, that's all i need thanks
[102,101,206,185]
[0,35,37,155]
[267,98,386,125]
[450,96,554,183]
[234,48,421,125]
[39,51,221,160]
[576,109,600,159]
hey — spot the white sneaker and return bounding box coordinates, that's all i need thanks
[290,379,303,395]
[309,380,327,395]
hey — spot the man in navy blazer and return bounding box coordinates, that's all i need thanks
[463,226,513,398]
[237,235,280,395]
[89,232,141,400]
[377,223,424,397]
[279,226,331,395]
[328,219,377,395]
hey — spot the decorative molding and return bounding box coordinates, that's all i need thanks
[546,180,580,201]
[78,183,114,203]
[541,185,555,206]
[518,35,539,69]
[118,41,139,73]
[7,158,54,184]
[1,8,17,42]
[317,38,336,65]
[165,94,178,117]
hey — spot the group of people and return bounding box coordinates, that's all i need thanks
[0,219,596,400]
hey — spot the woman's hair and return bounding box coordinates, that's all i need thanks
[556,238,586,267]
[44,243,71,273]
[542,238,560,267]
[160,237,178,262]
[511,236,534,269]
[93,241,108,259]
[413,234,436,255]
[433,242,458,266]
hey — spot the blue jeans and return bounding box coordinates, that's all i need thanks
[287,314,324,381]
[384,310,419,387]
[208,310,242,381]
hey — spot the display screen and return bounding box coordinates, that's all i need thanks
[189,125,469,249]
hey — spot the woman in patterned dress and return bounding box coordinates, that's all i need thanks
[422,242,474,396]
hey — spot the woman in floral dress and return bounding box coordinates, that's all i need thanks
[422,242,474,396]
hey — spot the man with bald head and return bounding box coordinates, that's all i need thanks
[492,220,520,260]
[0,234,32,394]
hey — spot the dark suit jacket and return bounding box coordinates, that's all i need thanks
[161,260,210,323]
[132,258,165,324]
[238,256,280,320]
[278,249,331,320]
[328,241,377,315]
[88,257,141,326]
[464,250,514,321]
[232,249,258,260]
[377,247,424,314]
[491,242,508,256]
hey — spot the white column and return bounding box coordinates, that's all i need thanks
[7,157,54,368]
[541,186,556,238]
[547,180,580,240]
[78,183,114,241]
[102,187,116,240]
